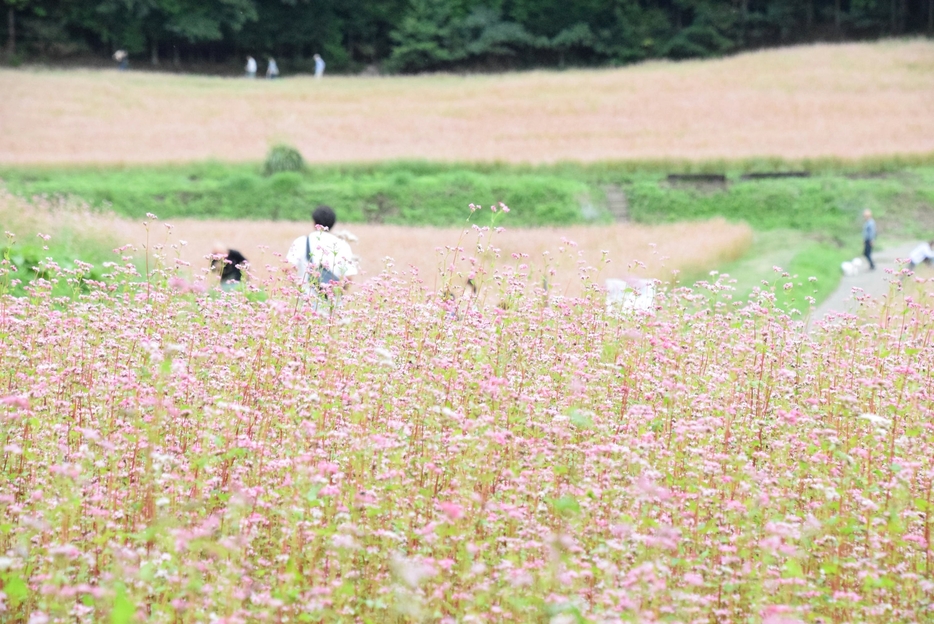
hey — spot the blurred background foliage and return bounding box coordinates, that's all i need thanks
[1,0,931,73]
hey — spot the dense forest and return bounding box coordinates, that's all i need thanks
[2,0,932,73]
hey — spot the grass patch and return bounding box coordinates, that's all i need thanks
[0,191,131,298]
[0,162,600,228]
[2,160,933,236]
[632,172,934,240]
[715,231,851,312]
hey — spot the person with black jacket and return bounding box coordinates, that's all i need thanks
[211,243,248,291]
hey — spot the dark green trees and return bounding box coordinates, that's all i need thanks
[2,0,932,71]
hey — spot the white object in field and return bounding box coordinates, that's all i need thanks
[334,229,359,243]
[606,278,656,312]
[841,261,856,277]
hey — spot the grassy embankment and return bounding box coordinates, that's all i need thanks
[0,190,130,298]
[2,157,933,307]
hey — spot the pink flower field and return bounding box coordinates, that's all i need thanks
[1,220,933,623]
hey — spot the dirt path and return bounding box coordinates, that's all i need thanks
[811,240,918,325]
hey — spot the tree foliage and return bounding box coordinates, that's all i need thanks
[2,0,932,71]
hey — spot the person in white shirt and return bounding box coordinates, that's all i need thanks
[245,56,257,78]
[313,54,325,78]
[266,57,279,79]
[908,240,934,270]
[113,49,129,71]
[286,205,358,308]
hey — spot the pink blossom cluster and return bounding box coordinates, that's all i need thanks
[0,244,933,623]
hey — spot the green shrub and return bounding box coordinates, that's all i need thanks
[269,171,303,192]
[623,174,931,239]
[263,145,305,176]
[3,161,933,235]
[0,164,598,227]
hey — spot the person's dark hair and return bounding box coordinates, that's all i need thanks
[312,205,336,230]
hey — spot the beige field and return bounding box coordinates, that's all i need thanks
[116,218,752,296]
[1,191,751,295]
[2,40,933,165]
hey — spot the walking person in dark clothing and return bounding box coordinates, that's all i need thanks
[211,243,248,291]
[862,210,877,271]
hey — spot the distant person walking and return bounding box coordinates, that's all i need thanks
[266,57,279,79]
[862,210,877,271]
[211,244,248,291]
[245,56,257,78]
[113,50,129,71]
[286,205,357,309]
[908,240,934,271]
[314,54,325,78]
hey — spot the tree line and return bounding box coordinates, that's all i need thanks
[2,0,932,73]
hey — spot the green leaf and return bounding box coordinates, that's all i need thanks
[111,584,136,624]
[552,495,581,516]
[783,559,804,578]
[568,409,594,430]
[138,562,155,582]
[334,580,355,598]
[3,573,28,606]
[305,484,323,503]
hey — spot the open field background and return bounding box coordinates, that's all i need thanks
[3,41,933,309]
[0,191,752,298]
[127,217,753,296]
[2,40,934,165]
[5,158,932,307]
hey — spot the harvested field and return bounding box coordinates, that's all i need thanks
[2,40,933,165]
[0,192,751,294]
[107,217,753,296]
